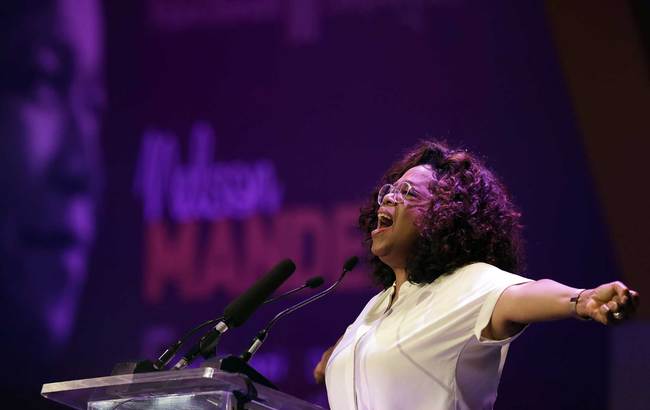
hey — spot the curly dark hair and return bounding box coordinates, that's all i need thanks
[359,140,525,288]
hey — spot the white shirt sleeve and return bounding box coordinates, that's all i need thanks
[466,264,533,345]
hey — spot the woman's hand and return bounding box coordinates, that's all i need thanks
[577,281,640,324]
[313,345,336,384]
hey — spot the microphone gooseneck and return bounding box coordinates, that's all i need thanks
[153,316,223,370]
[240,256,358,362]
[262,276,325,305]
[155,276,325,370]
[171,258,296,370]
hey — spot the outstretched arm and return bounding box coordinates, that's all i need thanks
[485,279,640,340]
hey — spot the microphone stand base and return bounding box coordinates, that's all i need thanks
[202,355,277,390]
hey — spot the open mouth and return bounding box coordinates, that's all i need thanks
[377,212,394,229]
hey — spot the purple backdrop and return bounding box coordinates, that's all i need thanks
[1,1,623,408]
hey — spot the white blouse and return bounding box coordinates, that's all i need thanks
[325,263,532,410]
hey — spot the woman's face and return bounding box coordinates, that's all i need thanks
[371,164,434,269]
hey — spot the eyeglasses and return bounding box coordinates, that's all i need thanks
[377,181,413,205]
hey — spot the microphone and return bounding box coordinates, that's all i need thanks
[240,256,358,362]
[172,259,296,370]
[153,275,324,371]
[263,276,324,305]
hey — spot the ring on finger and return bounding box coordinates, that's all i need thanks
[613,311,624,320]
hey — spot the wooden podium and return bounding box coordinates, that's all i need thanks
[41,367,323,409]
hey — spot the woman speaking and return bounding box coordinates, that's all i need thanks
[314,140,639,410]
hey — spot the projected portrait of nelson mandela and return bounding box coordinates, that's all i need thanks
[0,0,105,350]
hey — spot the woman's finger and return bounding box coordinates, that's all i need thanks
[606,300,619,313]
[314,361,325,384]
[612,294,625,306]
[612,281,629,300]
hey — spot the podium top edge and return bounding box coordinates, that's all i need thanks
[41,367,222,395]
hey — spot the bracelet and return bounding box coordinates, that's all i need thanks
[570,289,592,321]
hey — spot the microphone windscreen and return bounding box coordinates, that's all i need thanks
[224,259,296,327]
[305,276,325,289]
[343,256,359,272]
